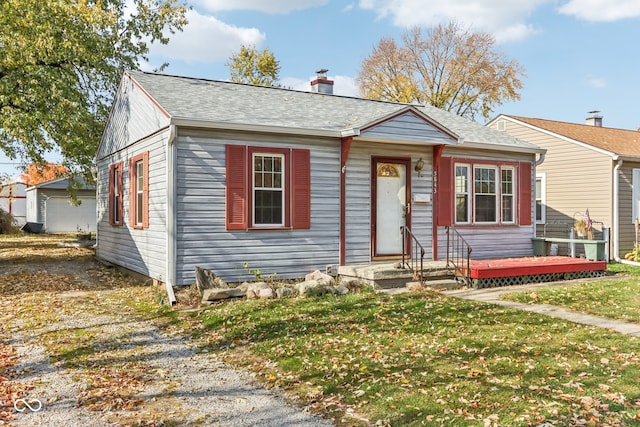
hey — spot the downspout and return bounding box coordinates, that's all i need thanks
[611,158,640,265]
[165,124,177,305]
[534,151,546,238]
[339,136,354,266]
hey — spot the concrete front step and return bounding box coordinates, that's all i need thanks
[338,261,454,289]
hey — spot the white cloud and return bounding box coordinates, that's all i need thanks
[194,0,329,14]
[586,76,608,88]
[558,0,640,21]
[357,0,551,42]
[148,9,265,64]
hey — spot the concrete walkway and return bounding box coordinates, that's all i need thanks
[442,281,640,337]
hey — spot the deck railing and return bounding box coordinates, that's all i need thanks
[446,226,472,286]
[401,226,426,284]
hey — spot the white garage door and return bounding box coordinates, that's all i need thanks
[45,197,96,233]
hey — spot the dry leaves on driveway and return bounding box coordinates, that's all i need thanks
[0,234,332,427]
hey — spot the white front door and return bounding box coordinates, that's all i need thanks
[374,159,409,256]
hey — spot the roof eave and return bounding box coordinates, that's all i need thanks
[170,117,343,138]
[459,140,547,155]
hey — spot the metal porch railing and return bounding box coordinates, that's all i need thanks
[401,226,426,284]
[446,226,473,286]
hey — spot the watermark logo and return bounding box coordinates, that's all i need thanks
[14,398,43,413]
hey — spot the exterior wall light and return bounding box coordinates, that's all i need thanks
[414,158,425,177]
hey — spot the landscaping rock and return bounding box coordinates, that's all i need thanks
[246,282,271,299]
[275,287,297,298]
[333,285,350,295]
[195,267,230,296]
[258,288,274,299]
[304,269,335,286]
[296,279,331,297]
[201,287,245,302]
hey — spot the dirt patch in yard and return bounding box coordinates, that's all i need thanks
[0,234,333,427]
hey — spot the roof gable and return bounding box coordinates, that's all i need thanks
[502,115,640,157]
[359,108,458,145]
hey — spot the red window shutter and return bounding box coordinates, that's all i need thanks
[117,163,123,225]
[142,151,150,229]
[128,157,136,227]
[108,165,115,225]
[519,161,532,226]
[291,149,311,229]
[437,157,453,226]
[226,145,247,230]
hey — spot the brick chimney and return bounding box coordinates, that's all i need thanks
[310,69,334,94]
[586,110,603,127]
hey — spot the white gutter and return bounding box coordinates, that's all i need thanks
[164,124,177,305]
[613,158,624,263]
[170,117,342,138]
[455,140,547,155]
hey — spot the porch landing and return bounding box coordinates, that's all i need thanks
[338,261,455,290]
[460,256,607,289]
[338,256,608,290]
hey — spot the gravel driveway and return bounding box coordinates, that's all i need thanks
[1,236,334,427]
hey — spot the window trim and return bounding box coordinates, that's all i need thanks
[247,146,292,230]
[501,166,515,224]
[129,151,149,229]
[108,162,124,226]
[535,172,546,225]
[251,150,287,228]
[455,163,471,224]
[473,165,499,224]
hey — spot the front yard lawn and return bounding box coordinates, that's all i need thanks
[502,263,640,324]
[180,289,640,426]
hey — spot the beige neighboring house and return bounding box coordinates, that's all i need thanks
[487,112,640,260]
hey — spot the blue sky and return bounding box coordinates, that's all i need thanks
[2,0,640,178]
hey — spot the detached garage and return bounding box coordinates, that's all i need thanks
[26,177,96,233]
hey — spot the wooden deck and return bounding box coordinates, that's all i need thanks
[457,256,607,288]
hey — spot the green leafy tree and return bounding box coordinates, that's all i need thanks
[357,21,525,120]
[227,45,281,87]
[0,0,189,179]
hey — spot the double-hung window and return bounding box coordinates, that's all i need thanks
[501,168,515,223]
[474,166,497,223]
[455,165,470,223]
[253,153,284,227]
[108,162,124,226]
[129,152,149,229]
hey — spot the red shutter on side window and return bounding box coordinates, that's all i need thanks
[519,162,532,226]
[128,157,136,227]
[108,165,115,225]
[117,164,123,225]
[226,145,247,230]
[437,157,453,226]
[142,151,150,228]
[291,149,311,229]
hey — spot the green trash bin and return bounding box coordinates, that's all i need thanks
[532,238,546,256]
[583,241,605,261]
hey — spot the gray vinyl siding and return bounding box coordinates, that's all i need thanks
[173,129,340,285]
[97,75,170,159]
[492,120,612,234]
[436,148,536,260]
[345,141,434,264]
[361,113,457,144]
[96,132,168,282]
